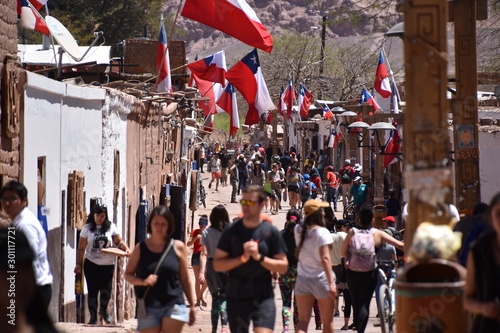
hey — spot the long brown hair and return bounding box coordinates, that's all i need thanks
[295,208,325,259]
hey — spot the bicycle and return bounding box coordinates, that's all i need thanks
[376,260,397,333]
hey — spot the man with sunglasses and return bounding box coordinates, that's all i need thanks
[214,185,288,333]
[1,180,53,313]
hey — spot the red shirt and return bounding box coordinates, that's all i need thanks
[326,171,337,187]
[190,229,202,253]
[311,175,322,191]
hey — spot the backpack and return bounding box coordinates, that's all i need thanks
[300,181,311,197]
[341,168,351,184]
[349,227,376,272]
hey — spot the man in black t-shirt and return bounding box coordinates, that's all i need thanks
[219,148,229,187]
[214,185,288,333]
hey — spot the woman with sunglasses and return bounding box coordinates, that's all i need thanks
[187,215,209,307]
[199,205,231,333]
[75,204,131,324]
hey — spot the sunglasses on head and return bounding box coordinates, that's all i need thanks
[239,199,259,206]
[199,222,208,226]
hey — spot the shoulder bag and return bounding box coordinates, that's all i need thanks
[136,238,174,319]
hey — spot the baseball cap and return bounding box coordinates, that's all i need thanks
[303,174,310,180]
[303,199,329,217]
[382,216,396,224]
[354,176,363,182]
[344,159,351,165]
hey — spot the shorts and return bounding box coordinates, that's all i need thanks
[137,303,188,331]
[191,252,201,266]
[227,296,276,332]
[295,272,335,300]
[212,171,221,179]
[288,185,299,193]
[265,191,276,200]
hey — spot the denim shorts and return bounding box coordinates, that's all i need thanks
[137,303,188,331]
[295,272,335,299]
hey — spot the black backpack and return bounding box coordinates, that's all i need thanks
[341,168,351,184]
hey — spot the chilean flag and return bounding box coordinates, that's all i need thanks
[17,0,47,15]
[216,83,240,135]
[383,122,401,168]
[191,74,224,117]
[187,51,227,86]
[226,49,274,126]
[391,80,400,114]
[284,79,296,118]
[298,84,313,119]
[323,104,334,120]
[277,85,286,116]
[360,88,380,114]
[328,120,342,149]
[181,0,273,52]
[156,18,172,92]
[374,51,392,98]
[19,0,49,36]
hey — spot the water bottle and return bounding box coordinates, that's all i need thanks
[192,160,197,170]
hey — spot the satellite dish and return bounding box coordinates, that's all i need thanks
[45,15,82,61]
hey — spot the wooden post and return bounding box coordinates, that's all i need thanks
[360,105,371,181]
[403,0,453,249]
[452,0,481,210]
[272,108,278,155]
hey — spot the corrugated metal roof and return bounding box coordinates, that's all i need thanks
[18,44,111,66]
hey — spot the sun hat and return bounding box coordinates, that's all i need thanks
[353,163,362,171]
[303,199,329,217]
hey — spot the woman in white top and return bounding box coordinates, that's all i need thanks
[294,199,337,333]
[74,204,130,324]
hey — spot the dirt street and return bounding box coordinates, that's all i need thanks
[56,174,383,333]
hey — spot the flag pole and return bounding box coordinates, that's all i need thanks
[169,0,185,41]
[155,14,170,90]
[382,47,401,104]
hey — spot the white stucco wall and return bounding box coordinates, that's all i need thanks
[24,72,108,307]
[479,129,500,203]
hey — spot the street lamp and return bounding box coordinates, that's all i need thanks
[348,121,370,147]
[368,122,398,155]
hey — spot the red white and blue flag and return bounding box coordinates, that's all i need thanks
[328,119,342,149]
[360,87,380,114]
[191,75,224,131]
[284,79,296,118]
[156,18,172,92]
[374,51,391,98]
[323,104,334,120]
[216,83,240,136]
[187,51,227,86]
[19,0,49,36]
[181,0,273,52]
[226,49,274,126]
[391,80,400,114]
[298,84,313,119]
[383,122,401,168]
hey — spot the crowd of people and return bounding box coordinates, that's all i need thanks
[2,144,500,333]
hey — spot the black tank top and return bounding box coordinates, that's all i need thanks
[134,240,184,307]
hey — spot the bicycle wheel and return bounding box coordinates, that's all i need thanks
[376,284,391,333]
[343,203,355,219]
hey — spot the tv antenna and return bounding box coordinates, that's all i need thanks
[45,15,104,79]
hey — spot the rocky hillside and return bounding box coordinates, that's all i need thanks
[166,0,402,55]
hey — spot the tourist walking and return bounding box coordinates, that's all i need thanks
[279,209,302,332]
[187,215,209,307]
[75,203,130,324]
[341,206,403,332]
[199,205,230,333]
[214,185,288,333]
[294,199,337,333]
[125,206,196,332]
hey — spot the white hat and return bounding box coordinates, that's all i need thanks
[353,163,362,171]
[344,159,351,165]
[354,176,363,182]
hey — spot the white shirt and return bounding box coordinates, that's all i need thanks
[330,231,347,266]
[211,158,221,173]
[294,224,333,278]
[80,223,119,265]
[402,203,460,223]
[12,207,53,286]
